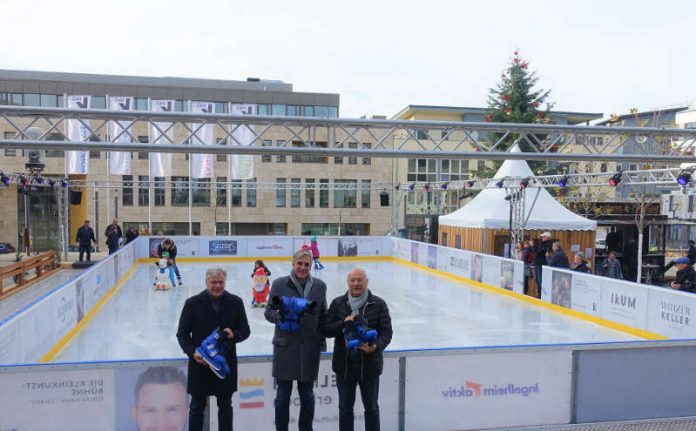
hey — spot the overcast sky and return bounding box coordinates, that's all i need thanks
[2,0,695,119]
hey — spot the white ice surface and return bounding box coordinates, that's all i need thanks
[52,261,638,363]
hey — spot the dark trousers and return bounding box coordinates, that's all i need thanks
[171,258,181,279]
[78,245,91,262]
[275,379,315,431]
[534,265,543,298]
[189,393,233,431]
[336,369,380,431]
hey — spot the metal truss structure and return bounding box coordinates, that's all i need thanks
[0,106,696,163]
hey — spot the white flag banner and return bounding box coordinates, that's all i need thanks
[149,100,174,177]
[190,101,215,179]
[108,96,134,175]
[230,103,257,180]
[65,95,92,175]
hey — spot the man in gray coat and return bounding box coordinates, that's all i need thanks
[265,247,327,431]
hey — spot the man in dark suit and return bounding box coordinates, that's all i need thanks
[176,267,251,431]
[75,219,96,262]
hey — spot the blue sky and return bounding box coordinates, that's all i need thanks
[2,0,695,119]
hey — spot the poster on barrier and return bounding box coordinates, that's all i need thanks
[207,238,246,257]
[356,237,384,256]
[418,242,429,267]
[248,237,295,257]
[551,270,572,309]
[513,260,525,294]
[499,260,515,291]
[404,351,572,430]
[600,278,648,329]
[571,272,601,316]
[394,238,411,261]
[541,267,553,302]
[645,287,696,338]
[436,246,450,272]
[173,237,199,256]
[0,322,20,364]
[0,367,116,431]
[428,245,438,269]
[53,285,77,344]
[481,255,501,287]
[148,237,165,257]
[470,253,483,282]
[232,357,399,430]
[447,249,471,279]
[410,242,420,265]
[338,238,359,256]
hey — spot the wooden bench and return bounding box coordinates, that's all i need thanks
[0,251,59,298]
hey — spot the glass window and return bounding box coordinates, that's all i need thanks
[315,106,329,118]
[320,179,329,208]
[334,142,343,164]
[272,104,285,116]
[262,139,272,163]
[46,133,64,157]
[416,130,429,140]
[122,175,134,206]
[305,178,315,208]
[216,137,227,162]
[348,142,357,165]
[290,178,301,208]
[304,106,314,117]
[154,177,165,206]
[216,176,227,206]
[192,178,210,206]
[91,96,106,109]
[171,176,189,206]
[215,102,227,114]
[257,104,270,116]
[292,141,327,163]
[3,132,16,156]
[138,175,149,206]
[246,178,257,207]
[40,94,58,107]
[361,180,371,208]
[276,178,286,207]
[137,136,148,159]
[10,93,22,105]
[362,142,371,165]
[328,107,338,118]
[136,98,148,111]
[89,151,100,159]
[287,105,299,116]
[231,180,242,207]
[334,179,357,208]
[275,140,286,163]
[24,93,40,106]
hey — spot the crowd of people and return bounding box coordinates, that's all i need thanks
[174,245,392,431]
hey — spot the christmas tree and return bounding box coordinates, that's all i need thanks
[484,51,558,174]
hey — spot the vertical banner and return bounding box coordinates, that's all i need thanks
[149,100,174,177]
[190,101,215,179]
[108,96,134,175]
[230,103,257,179]
[65,95,92,175]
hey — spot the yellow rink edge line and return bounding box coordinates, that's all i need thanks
[390,257,668,341]
[140,256,391,263]
[40,264,139,363]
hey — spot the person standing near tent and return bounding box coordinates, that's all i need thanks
[533,232,553,296]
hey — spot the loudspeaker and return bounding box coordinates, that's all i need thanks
[379,191,389,207]
[69,190,83,205]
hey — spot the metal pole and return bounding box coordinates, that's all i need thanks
[148,97,153,234]
[188,100,193,235]
[227,101,232,236]
[23,193,30,256]
[105,94,111,226]
[94,189,100,253]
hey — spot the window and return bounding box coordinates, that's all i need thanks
[90,150,100,159]
[362,143,372,165]
[361,180,371,208]
[9,93,22,105]
[305,179,315,208]
[315,106,329,118]
[216,176,227,206]
[192,179,211,206]
[171,176,189,206]
[4,132,16,156]
[136,98,148,111]
[216,138,227,162]
[246,178,257,207]
[46,133,64,157]
[122,175,133,206]
[262,139,272,163]
[215,102,227,114]
[276,178,286,207]
[334,180,357,208]
[290,178,301,208]
[292,141,327,164]
[685,122,696,129]
[348,142,358,165]
[301,223,368,236]
[455,235,462,249]
[137,136,149,159]
[328,107,338,118]
[275,140,286,163]
[272,104,286,116]
[258,104,271,116]
[40,94,58,107]
[287,105,299,116]
[154,177,165,206]
[24,94,40,106]
[138,176,149,206]
[91,96,106,109]
[334,142,343,164]
[231,180,242,207]
[320,179,329,208]
[416,130,429,140]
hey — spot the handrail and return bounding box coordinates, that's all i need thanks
[0,251,59,297]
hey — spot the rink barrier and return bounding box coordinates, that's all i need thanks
[4,341,696,430]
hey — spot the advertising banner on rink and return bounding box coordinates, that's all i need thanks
[0,367,116,431]
[600,278,648,329]
[481,255,501,287]
[190,101,216,179]
[248,237,295,257]
[65,95,92,175]
[447,249,471,279]
[230,103,257,180]
[571,272,602,317]
[645,287,696,338]
[108,96,134,175]
[404,351,573,430]
[149,99,174,177]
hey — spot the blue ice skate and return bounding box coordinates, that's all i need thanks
[344,321,378,351]
[195,328,230,379]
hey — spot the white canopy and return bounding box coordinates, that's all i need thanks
[439,148,597,231]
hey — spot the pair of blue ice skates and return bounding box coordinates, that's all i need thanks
[344,320,378,351]
[195,328,230,379]
[270,295,317,332]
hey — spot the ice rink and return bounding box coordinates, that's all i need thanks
[52,260,638,363]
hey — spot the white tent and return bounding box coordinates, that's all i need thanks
[439,150,596,231]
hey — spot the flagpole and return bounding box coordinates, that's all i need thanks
[148,97,153,234]
[227,102,232,236]
[105,94,111,225]
[188,100,193,236]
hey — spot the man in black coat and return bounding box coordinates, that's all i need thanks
[670,258,696,293]
[533,232,553,294]
[177,267,250,431]
[324,267,392,431]
[264,247,327,431]
[547,240,570,269]
[104,218,123,255]
[75,219,96,262]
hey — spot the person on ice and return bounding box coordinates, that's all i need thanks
[251,267,270,307]
[309,235,325,270]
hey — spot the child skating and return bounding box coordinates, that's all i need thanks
[310,235,325,270]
